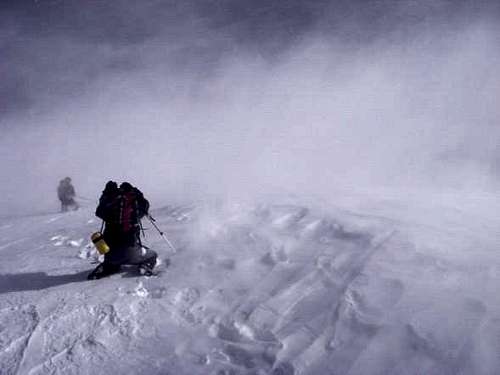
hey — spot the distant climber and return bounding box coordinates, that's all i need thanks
[57,177,79,212]
[88,181,158,280]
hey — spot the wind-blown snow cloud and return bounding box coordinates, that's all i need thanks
[1,0,499,215]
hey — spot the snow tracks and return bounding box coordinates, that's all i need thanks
[180,203,398,374]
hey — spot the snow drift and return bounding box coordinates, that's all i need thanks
[1,191,499,374]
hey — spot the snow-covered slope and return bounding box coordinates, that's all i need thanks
[1,193,499,375]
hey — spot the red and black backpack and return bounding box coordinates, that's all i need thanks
[118,191,139,232]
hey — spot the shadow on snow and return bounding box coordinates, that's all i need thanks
[0,270,91,294]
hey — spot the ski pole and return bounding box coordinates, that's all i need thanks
[139,220,146,238]
[146,214,176,253]
[76,195,95,202]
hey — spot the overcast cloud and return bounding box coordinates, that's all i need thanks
[1,0,499,215]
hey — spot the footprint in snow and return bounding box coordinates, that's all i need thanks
[50,235,68,246]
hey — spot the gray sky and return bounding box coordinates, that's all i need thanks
[1,0,500,215]
[3,0,497,122]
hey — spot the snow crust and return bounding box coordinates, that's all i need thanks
[1,192,499,374]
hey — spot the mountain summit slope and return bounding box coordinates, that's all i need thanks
[0,194,499,374]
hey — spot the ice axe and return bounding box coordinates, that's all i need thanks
[145,214,177,253]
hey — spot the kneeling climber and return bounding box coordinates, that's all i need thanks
[88,181,157,280]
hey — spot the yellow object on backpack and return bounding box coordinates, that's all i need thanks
[91,232,110,254]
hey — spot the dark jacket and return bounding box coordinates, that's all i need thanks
[57,181,76,204]
[95,183,149,254]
